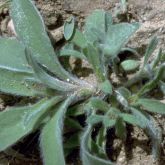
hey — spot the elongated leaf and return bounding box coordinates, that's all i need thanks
[138,64,165,96]
[84,10,112,43]
[99,80,112,95]
[130,107,162,159]
[0,67,47,96]
[104,23,139,58]
[143,37,158,68]
[121,113,142,127]
[117,87,131,99]
[64,17,75,40]
[151,48,162,69]
[115,90,128,108]
[81,126,115,165]
[66,103,85,116]
[120,59,140,72]
[135,98,165,114]
[11,0,74,81]
[25,49,77,92]
[115,116,126,140]
[103,117,116,128]
[0,38,31,72]
[83,43,105,81]
[89,98,110,112]
[87,115,104,125]
[71,29,88,48]
[0,97,62,151]
[95,127,107,159]
[40,95,75,165]
[59,49,85,59]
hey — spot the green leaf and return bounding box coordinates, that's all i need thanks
[83,43,105,82]
[103,118,116,128]
[25,49,77,92]
[117,87,131,99]
[59,44,86,59]
[0,97,62,151]
[120,59,140,72]
[115,90,128,108]
[59,49,85,59]
[103,107,120,128]
[99,80,112,95]
[66,103,85,116]
[135,98,165,114]
[104,23,139,58]
[64,17,75,40]
[143,37,158,68]
[0,68,47,96]
[95,127,107,159]
[137,64,165,96]
[130,107,162,159]
[84,10,112,43]
[87,115,104,125]
[81,126,115,165]
[115,116,126,140]
[40,95,75,165]
[121,113,142,127]
[11,0,74,81]
[71,29,88,48]
[151,48,162,69]
[0,38,31,72]
[89,98,110,112]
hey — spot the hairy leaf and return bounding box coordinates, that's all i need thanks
[25,49,77,92]
[83,43,105,81]
[117,87,131,100]
[89,98,110,112]
[120,59,140,72]
[87,115,104,125]
[135,98,165,114]
[121,113,142,127]
[64,17,75,40]
[104,23,139,58]
[137,64,165,96]
[0,68,47,96]
[151,48,162,69]
[40,95,75,165]
[99,80,112,95]
[59,43,85,59]
[71,29,87,48]
[0,97,62,151]
[130,107,162,159]
[11,0,74,81]
[0,38,31,72]
[115,116,126,140]
[81,126,115,165]
[84,10,112,43]
[143,37,158,68]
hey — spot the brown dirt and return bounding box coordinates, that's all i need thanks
[0,0,165,165]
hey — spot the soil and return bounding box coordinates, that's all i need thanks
[0,0,165,165]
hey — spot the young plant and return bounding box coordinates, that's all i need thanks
[0,0,164,165]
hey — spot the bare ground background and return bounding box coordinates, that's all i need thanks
[0,0,165,165]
